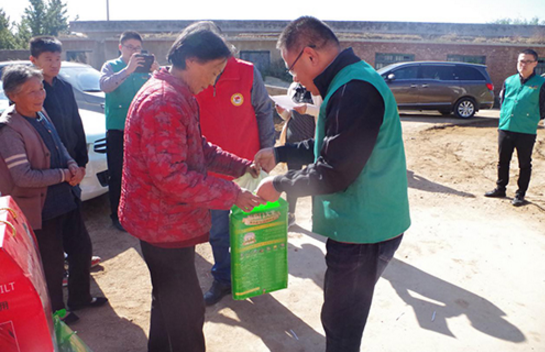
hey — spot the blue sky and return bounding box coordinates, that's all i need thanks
[3,0,545,24]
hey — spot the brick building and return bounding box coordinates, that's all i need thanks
[21,20,545,98]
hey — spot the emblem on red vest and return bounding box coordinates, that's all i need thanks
[231,93,244,107]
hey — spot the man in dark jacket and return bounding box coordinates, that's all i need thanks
[255,17,410,352]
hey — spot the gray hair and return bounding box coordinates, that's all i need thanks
[2,65,44,98]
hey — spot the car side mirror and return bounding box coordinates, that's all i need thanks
[387,73,395,81]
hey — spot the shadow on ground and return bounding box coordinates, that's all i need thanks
[196,254,325,352]
[382,258,525,342]
[67,276,148,352]
[407,170,475,198]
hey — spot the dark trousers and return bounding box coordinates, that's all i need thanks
[34,205,92,312]
[140,241,205,352]
[106,130,124,221]
[321,235,403,352]
[286,161,304,214]
[496,130,536,196]
[209,209,231,285]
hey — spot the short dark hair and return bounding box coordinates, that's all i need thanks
[519,48,538,61]
[30,36,62,58]
[277,16,339,52]
[120,31,143,45]
[2,65,43,98]
[167,23,232,69]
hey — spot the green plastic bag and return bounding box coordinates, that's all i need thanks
[230,198,289,300]
[53,310,94,352]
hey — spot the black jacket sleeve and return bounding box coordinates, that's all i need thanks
[539,84,545,120]
[272,80,385,198]
[69,87,89,167]
[499,81,506,107]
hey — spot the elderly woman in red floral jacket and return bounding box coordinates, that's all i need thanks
[119,23,265,352]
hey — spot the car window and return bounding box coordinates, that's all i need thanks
[0,81,10,113]
[454,66,486,81]
[59,66,101,92]
[392,66,418,80]
[420,66,456,81]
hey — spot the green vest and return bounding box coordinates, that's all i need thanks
[313,60,411,244]
[499,74,545,135]
[104,58,150,130]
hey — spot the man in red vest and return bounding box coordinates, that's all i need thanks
[197,46,274,306]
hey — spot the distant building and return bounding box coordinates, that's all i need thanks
[6,20,544,98]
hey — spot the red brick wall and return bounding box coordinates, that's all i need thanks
[347,41,545,99]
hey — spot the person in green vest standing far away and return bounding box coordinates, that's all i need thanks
[255,17,411,352]
[99,31,159,231]
[485,48,545,207]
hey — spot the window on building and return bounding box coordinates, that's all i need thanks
[536,59,545,76]
[447,55,486,65]
[66,51,89,64]
[375,53,415,69]
[239,51,271,73]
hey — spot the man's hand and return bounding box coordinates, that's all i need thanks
[235,190,266,212]
[245,164,261,178]
[293,103,308,115]
[275,104,287,116]
[254,147,277,173]
[126,53,145,74]
[256,176,281,202]
[151,56,160,72]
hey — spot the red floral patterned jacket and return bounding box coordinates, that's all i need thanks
[119,68,251,248]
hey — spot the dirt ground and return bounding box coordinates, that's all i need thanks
[72,109,545,352]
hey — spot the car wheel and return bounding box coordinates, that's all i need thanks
[454,98,476,119]
[439,110,451,116]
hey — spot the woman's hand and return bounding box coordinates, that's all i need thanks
[245,164,261,178]
[235,190,266,212]
[69,167,86,186]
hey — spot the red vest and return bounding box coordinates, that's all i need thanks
[197,58,260,180]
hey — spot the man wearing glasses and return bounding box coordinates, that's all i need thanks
[255,17,410,352]
[485,49,545,206]
[100,31,159,231]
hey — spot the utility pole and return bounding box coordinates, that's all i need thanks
[106,0,110,21]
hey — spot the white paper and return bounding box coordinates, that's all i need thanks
[270,95,297,110]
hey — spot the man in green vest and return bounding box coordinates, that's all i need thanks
[99,31,159,231]
[485,49,545,206]
[255,17,410,352]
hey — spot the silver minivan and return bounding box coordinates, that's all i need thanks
[378,61,495,118]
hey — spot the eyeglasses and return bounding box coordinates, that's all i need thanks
[518,60,536,65]
[286,45,316,76]
[123,44,142,52]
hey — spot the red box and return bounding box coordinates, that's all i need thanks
[0,196,56,352]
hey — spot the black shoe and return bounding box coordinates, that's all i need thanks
[203,281,231,306]
[60,311,80,325]
[68,296,109,311]
[288,213,296,228]
[511,194,526,207]
[112,218,127,232]
[484,188,506,198]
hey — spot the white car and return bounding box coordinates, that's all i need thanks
[0,81,109,201]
